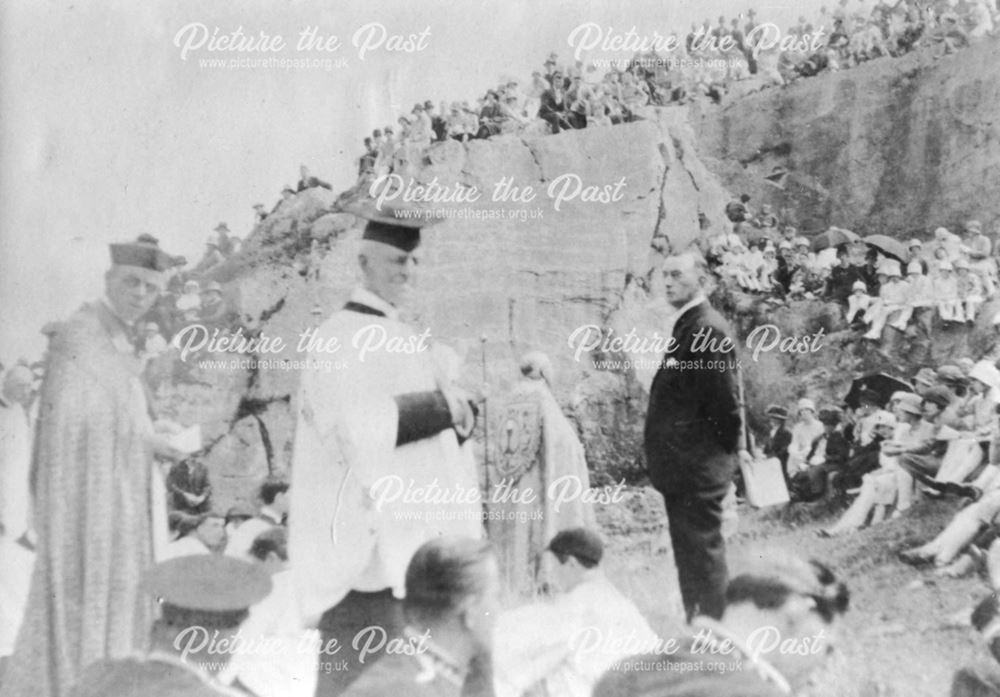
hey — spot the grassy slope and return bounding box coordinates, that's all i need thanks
[598,490,984,696]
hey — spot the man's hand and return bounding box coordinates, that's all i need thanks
[442,387,478,438]
[182,491,207,506]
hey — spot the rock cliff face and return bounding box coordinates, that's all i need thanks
[174,109,732,503]
[692,39,1000,236]
[175,42,1000,503]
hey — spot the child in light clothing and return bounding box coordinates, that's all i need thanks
[890,262,925,330]
[719,244,763,292]
[956,257,985,323]
[934,260,963,322]
[846,280,871,325]
[863,261,906,339]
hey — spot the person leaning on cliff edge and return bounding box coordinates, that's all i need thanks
[643,250,742,622]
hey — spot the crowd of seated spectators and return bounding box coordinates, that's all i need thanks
[707,196,1000,363]
[356,0,997,181]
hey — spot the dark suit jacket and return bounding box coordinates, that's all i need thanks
[806,430,850,470]
[763,425,792,469]
[538,89,567,119]
[644,300,742,494]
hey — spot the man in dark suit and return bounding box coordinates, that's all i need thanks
[538,71,571,134]
[761,404,793,486]
[644,251,741,621]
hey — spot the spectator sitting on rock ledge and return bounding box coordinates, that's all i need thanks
[296,164,332,192]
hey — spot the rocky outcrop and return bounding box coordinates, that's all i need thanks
[172,42,1000,503]
[692,38,1000,236]
[170,110,733,503]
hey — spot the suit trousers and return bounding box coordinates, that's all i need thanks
[314,589,404,697]
[661,487,729,622]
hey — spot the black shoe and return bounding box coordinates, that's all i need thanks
[942,482,980,500]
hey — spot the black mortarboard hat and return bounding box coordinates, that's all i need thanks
[109,236,173,271]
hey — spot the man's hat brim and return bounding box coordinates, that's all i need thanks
[342,198,446,251]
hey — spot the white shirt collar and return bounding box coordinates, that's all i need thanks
[690,616,793,694]
[350,287,400,321]
[673,294,707,321]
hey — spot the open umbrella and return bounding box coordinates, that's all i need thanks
[863,234,908,262]
[843,372,913,410]
[812,226,859,252]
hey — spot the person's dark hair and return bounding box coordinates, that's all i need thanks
[259,478,289,505]
[836,245,849,259]
[249,527,288,562]
[404,537,495,625]
[726,560,849,623]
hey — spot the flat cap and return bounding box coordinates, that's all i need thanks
[922,385,954,409]
[936,365,967,384]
